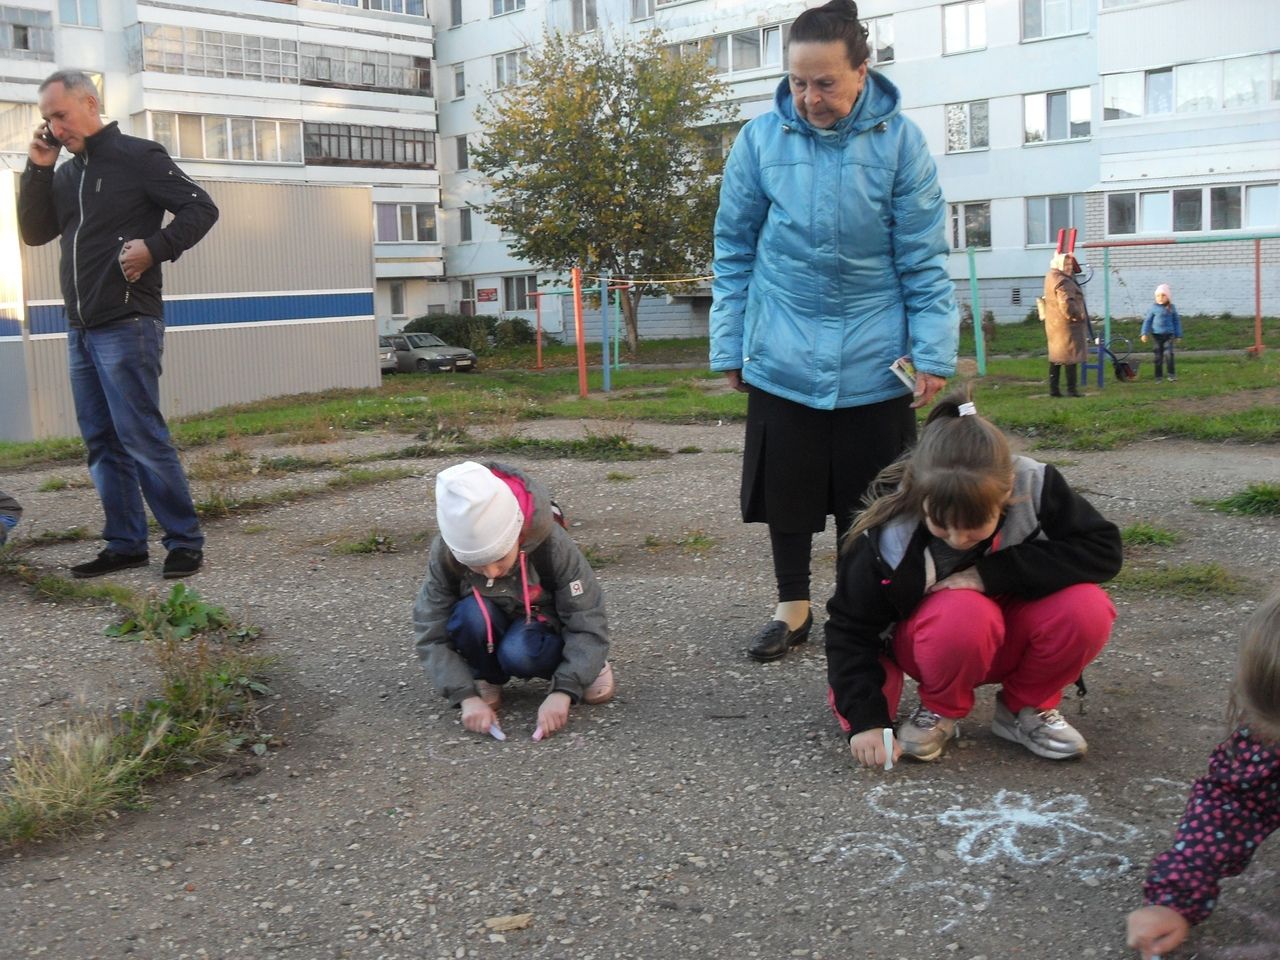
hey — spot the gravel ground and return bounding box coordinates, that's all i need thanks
[1,420,1278,960]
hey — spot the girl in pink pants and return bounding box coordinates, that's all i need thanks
[826,388,1122,766]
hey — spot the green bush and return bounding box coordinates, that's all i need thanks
[403,313,491,353]
[493,315,537,347]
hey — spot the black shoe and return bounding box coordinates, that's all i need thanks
[747,612,813,662]
[163,548,203,579]
[70,549,150,579]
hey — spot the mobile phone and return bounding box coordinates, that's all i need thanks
[889,356,917,390]
[39,124,61,148]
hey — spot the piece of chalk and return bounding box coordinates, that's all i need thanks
[488,723,506,741]
[883,728,894,771]
[532,726,545,742]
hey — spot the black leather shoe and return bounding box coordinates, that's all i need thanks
[70,549,150,579]
[747,612,813,662]
[163,548,203,579]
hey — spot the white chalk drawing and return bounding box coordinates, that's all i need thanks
[814,831,993,934]
[866,784,1141,879]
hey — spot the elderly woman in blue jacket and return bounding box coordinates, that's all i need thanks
[710,0,959,663]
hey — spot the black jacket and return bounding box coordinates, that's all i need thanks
[825,457,1123,738]
[18,122,219,329]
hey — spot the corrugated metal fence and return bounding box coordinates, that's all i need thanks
[1,175,379,441]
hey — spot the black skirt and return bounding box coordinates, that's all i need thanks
[740,387,916,534]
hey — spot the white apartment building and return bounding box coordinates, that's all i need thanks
[1,0,442,334]
[434,0,1279,328]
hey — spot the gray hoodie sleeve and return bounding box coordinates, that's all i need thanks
[412,537,481,707]
[542,526,610,702]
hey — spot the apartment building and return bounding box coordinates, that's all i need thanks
[0,0,442,333]
[435,0,1278,327]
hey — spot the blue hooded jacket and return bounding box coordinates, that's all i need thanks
[1141,301,1182,338]
[710,73,958,410]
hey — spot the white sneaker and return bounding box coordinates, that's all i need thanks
[992,700,1087,759]
[896,702,958,762]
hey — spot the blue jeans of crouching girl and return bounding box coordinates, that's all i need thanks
[447,594,564,684]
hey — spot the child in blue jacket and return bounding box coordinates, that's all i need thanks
[1140,284,1182,382]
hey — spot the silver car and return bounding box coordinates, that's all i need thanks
[377,336,398,373]
[387,333,478,374]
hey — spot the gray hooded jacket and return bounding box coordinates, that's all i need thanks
[412,463,609,705]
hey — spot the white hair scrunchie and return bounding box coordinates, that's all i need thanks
[958,402,977,417]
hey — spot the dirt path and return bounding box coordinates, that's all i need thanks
[1,423,1277,960]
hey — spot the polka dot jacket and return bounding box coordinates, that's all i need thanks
[1143,726,1280,924]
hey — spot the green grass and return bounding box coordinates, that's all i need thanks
[0,586,271,847]
[1121,523,1182,547]
[606,471,635,482]
[1111,562,1248,598]
[195,466,415,520]
[36,477,69,492]
[332,529,396,555]
[676,530,714,554]
[1200,483,1280,516]
[1,336,1275,470]
[960,313,1279,357]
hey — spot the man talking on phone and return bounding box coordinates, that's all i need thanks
[18,70,219,579]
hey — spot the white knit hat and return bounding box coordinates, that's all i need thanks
[1155,283,1172,299]
[435,462,524,566]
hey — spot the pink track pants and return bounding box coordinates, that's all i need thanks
[880,584,1116,720]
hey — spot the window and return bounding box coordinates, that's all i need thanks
[60,0,100,27]
[491,0,524,14]
[131,24,300,83]
[1246,184,1278,228]
[950,201,991,249]
[572,0,597,33]
[459,278,476,315]
[943,1,985,55]
[1107,193,1136,235]
[2,7,52,59]
[1104,54,1277,121]
[1025,194,1085,246]
[665,25,789,76]
[450,0,462,25]
[866,16,894,65]
[1024,88,1090,143]
[503,274,537,311]
[300,43,431,95]
[631,0,654,19]
[148,111,304,164]
[303,123,435,167]
[317,0,426,12]
[1172,189,1202,232]
[1140,191,1171,233]
[455,135,469,170]
[0,101,40,153]
[945,100,988,152]
[1210,186,1241,230]
[453,65,465,98]
[1022,0,1086,41]
[375,202,437,242]
[459,207,473,242]
[494,49,528,88]
[389,280,406,317]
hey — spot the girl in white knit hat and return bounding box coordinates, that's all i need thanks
[413,461,614,740]
[1140,283,1183,382]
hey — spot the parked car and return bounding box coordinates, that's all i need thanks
[377,336,398,374]
[387,333,478,374]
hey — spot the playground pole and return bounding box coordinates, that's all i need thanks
[1251,239,1265,356]
[571,267,588,398]
[965,246,987,375]
[600,274,611,393]
[534,293,544,370]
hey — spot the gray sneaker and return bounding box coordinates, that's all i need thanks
[992,700,1087,760]
[897,703,958,762]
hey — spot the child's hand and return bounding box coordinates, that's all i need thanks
[1126,905,1190,959]
[849,728,901,769]
[929,568,984,593]
[460,696,498,735]
[535,692,572,740]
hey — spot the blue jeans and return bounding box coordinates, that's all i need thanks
[68,317,203,555]
[447,594,564,684]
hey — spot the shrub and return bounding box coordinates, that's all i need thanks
[493,315,537,347]
[403,313,491,353]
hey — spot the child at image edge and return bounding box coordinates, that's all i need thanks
[826,389,1123,766]
[0,488,21,547]
[1140,283,1183,382]
[1126,589,1280,960]
[413,461,614,739]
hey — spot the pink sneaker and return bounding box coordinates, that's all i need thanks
[582,662,616,705]
[474,679,503,709]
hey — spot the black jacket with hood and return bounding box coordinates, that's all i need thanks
[825,455,1122,738]
[18,122,219,329]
